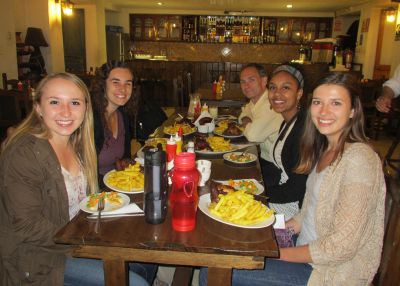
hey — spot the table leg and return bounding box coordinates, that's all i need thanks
[208,267,232,286]
[172,266,194,286]
[103,259,128,286]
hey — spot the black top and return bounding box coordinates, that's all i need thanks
[134,98,167,143]
[261,108,308,207]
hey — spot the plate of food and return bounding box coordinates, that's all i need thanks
[214,121,243,139]
[194,135,237,154]
[211,179,264,195]
[137,138,167,158]
[163,123,197,136]
[198,191,275,229]
[216,115,237,122]
[80,191,130,214]
[103,162,144,194]
[223,152,257,164]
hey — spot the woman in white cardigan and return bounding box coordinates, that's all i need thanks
[282,72,386,285]
[200,72,386,286]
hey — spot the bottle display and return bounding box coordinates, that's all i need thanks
[169,152,200,232]
[143,149,168,224]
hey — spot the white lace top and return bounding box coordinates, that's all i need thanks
[61,167,87,220]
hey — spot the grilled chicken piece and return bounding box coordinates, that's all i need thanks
[210,181,236,203]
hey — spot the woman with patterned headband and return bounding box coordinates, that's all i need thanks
[261,64,308,220]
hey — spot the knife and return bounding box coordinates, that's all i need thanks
[88,212,144,219]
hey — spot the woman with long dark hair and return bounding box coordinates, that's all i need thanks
[200,73,385,285]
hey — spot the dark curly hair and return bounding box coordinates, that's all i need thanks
[90,60,139,134]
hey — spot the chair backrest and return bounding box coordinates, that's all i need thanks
[2,73,19,90]
[0,92,22,128]
[374,174,400,285]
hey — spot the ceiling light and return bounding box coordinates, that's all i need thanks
[157,2,163,5]
[286,4,293,8]
[385,7,396,23]
[55,0,74,16]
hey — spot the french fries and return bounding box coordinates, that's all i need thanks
[164,123,196,135]
[206,136,232,152]
[106,162,144,192]
[209,190,274,225]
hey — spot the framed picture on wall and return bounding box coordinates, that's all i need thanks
[396,24,400,41]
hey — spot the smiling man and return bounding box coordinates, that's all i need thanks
[238,63,281,163]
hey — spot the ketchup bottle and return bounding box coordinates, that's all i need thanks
[169,152,200,232]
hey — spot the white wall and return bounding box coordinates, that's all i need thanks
[380,7,400,76]
[0,0,18,88]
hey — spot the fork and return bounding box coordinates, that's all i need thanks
[239,147,251,158]
[94,196,104,234]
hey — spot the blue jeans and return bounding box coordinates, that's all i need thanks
[64,257,149,286]
[199,259,312,286]
[129,262,158,285]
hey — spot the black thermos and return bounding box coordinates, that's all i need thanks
[143,149,168,224]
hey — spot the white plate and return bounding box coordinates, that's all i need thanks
[103,170,144,194]
[79,193,130,214]
[214,179,264,195]
[223,152,257,164]
[213,130,244,139]
[216,115,237,121]
[195,145,238,155]
[198,194,275,229]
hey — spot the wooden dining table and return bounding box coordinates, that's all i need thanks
[54,110,279,286]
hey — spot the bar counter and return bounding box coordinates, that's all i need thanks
[129,60,329,107]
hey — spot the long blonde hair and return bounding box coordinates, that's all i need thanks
[3,73,98,194]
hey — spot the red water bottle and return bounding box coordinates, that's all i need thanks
[169,152,200,232]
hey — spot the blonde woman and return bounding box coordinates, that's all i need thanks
[0,73,148,286]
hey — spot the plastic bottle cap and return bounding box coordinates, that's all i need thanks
[174,152,196,169]
[167,135,176,144]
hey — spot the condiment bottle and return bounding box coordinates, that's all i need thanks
[143,149,168,224]
[175,130,183,154]
[187,141,195,153]
[194,102,201,121]
[212,80,217,95]
[166,136,176,171]
[169,152,200,232]
[17,81,23,91]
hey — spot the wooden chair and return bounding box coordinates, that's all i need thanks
[2,73,19,90]
[0,92,22,136]
[384,119,400,176]
[373,174,400,285]
[0,89,31,118]
[359,79,384,139]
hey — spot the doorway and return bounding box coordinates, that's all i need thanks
[62,9,86,73]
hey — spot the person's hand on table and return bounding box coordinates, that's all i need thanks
[376,87,395,113]
[240,116,252,128]
[285,218,301,234]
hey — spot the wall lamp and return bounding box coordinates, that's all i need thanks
[55,0,75,16]
[385,7,396,23]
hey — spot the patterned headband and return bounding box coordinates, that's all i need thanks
[272,65,304,88]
